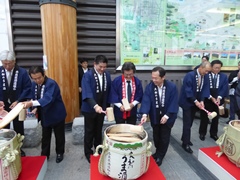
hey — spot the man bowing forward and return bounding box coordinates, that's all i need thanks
[140,66,178,166]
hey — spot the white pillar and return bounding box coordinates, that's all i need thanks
[0,0,13,53]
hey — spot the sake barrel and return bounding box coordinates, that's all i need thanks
[0,103,25,179]
[94,124,152,179]
[0,129,22,179]
[216,120,240,167]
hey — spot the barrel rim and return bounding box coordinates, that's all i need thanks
[104,124,148,143]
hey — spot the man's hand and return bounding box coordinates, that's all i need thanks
[200,101,204,109]
[160,116,168,124]
[141,115,147,124]
[94,105,103,114]
[129,103,134,111]
[216,98,221,105]
[79,87,82,93]
[210,97,217,105]
[120,105,125,112]
[31,108,37,115]
[22,101,33,109]
[195,100,202,109]
[9,101,18,109]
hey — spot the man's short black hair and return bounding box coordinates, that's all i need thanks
[29,66,45,76]
[152,66,166,77]
[94,55,108,64]
[121,62,136,73]
[211,60,223,67]
[80,58,88,64]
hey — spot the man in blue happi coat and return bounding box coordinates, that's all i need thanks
[140,66,178,166]
[110,62,143,124]
[227,61,240,124]
[179,61,211,153]
[81,55,111,163]
[199,60,228,141]
[0,50,32,157]
[23,66,66,163]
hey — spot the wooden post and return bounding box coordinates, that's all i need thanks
[39,0,79,123]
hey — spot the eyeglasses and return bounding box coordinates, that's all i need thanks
[124,73,134,77]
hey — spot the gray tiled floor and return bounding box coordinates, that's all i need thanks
[22,114,229,180]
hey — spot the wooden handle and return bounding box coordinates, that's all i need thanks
[201,107,210,114]
[139,121,144,126]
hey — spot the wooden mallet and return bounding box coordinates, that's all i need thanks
[101,107,115,121]
[130,120,144,133]
[214,101,225,116]
[201,107,217,120]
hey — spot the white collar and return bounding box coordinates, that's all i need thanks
[158,84,163,89]
[5,68,14,73]
[197,69,201,77]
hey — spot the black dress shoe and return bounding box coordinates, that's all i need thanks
[154,158,162,166]
[21,149,26,157]
[86,155,90,163]
[56,154,64,163]
[188,141,193,146]
[210,135,219,141]
[152,153,157,159]
[199,134,205,141]
[182,144,193,154]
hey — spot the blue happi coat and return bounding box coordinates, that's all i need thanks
[179,70,210,109]
[81,69,111,112]
[139,80,178,126]
[31,77,67,127]
[0,66,31,102]
[207,72,228,99]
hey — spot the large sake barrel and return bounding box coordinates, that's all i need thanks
[0,103,25,179]
[216,120,240,167]
[0,129,22,179]
[94,124,152,179]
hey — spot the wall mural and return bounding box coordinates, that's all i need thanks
[119,0,240,67]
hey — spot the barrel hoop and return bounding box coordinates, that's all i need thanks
[39,0,77,9]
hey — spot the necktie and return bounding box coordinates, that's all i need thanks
[7,71,12,86]
[127,80,131,103]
